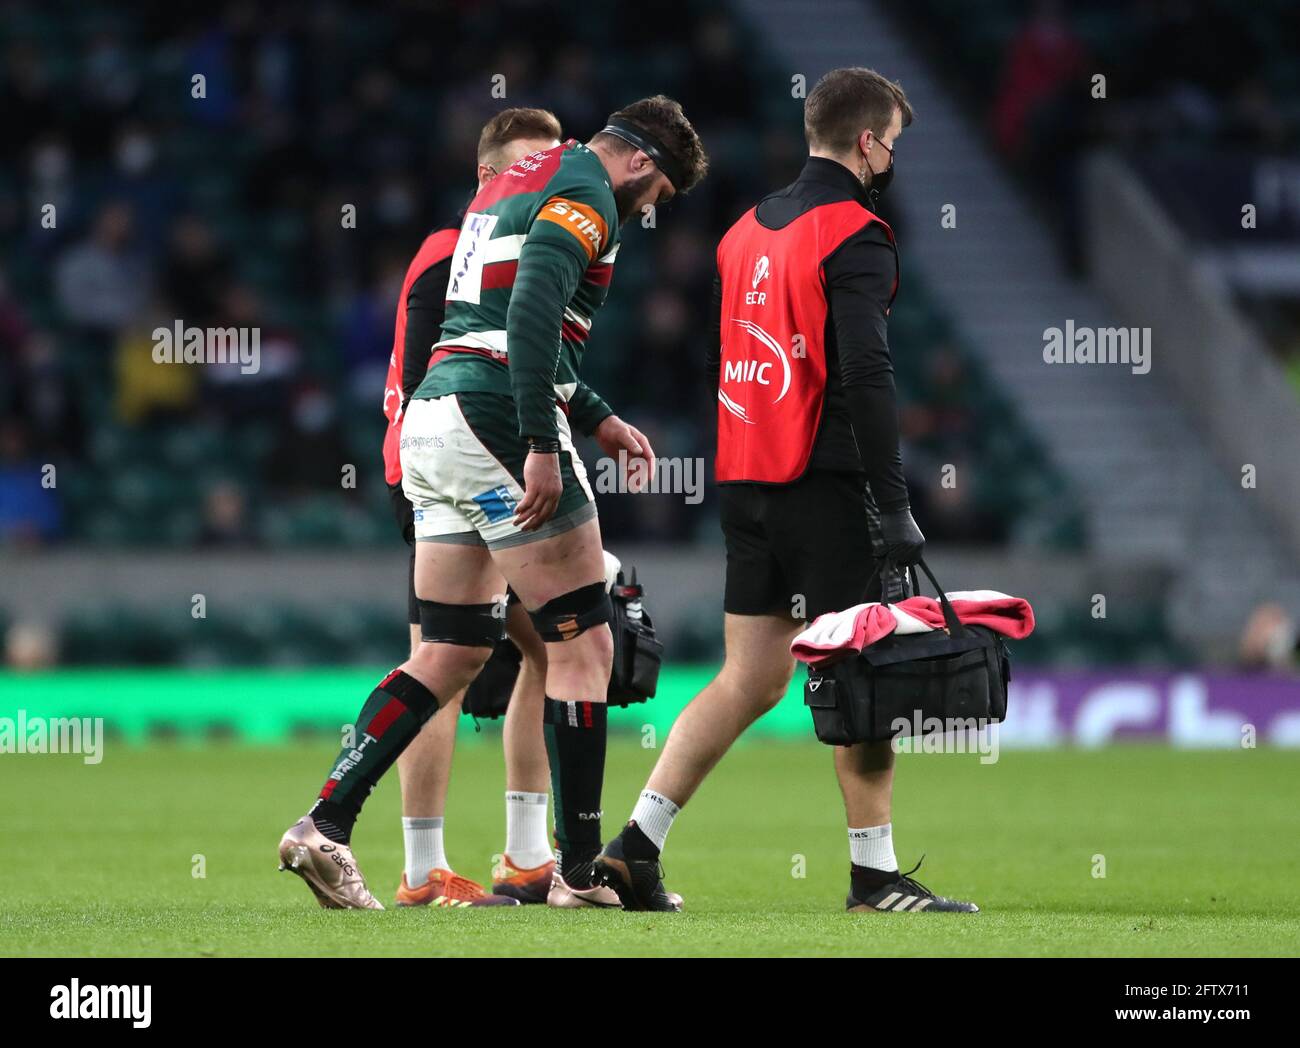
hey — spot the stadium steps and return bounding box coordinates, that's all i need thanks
[739,0,1300,648]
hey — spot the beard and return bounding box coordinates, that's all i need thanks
[613,171,657,225]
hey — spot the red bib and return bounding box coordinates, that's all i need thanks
[715,200,893,484]
[382,227,460,485]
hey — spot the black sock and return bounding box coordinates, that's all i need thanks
[310,669,441,843]
[620,821,661,862]
[543,697,607,871]
[309,803,354,845]
[850,862,900,898]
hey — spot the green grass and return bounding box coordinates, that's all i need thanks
[1,738,1297,956]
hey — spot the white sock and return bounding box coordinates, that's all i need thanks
[402,816,448,885]
[848,823,897,872]
[630,789,680,852]
[504,791,553,869]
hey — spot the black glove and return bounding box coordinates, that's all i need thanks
[878,508,925,566]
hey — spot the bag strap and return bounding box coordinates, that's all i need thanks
[858,559,883,603]
[860,560,918,607]
[911,557,966,636]
[859,557,965,636]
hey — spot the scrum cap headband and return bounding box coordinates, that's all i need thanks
[600,118,685,192]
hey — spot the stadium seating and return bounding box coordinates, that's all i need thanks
[0,0,1098,663]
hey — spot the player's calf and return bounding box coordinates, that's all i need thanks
[527,586,621,907]
[278,601,501,909]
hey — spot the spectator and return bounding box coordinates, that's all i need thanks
[991,0,1086,158]
[0,420,62,546]
[53,201,152,335]
[198,479,256,547]
[4,620,59,670]
[161,215,232,326]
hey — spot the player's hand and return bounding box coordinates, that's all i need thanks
[515,450,563,530]
[594,414,656,493]
[878,508,925,566]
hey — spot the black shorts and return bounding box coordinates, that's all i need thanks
[390,482,420,625]
[721,470,882,622]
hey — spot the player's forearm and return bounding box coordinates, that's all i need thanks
[845,380,910,513]
[567,382,614,436]
[507,240,584,439]
[828,231,908,510]
[401,260,451,403]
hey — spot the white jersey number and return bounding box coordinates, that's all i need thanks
[446,212,500,305]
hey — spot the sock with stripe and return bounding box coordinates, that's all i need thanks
[309,669,442,844]
[504,791,553,869]
[402,816,448,886]
[849,823,899,896]
[543,697,607,881]
[623,789,680,859]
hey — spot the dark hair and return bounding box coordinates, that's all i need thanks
[595,95,709,193]
[477,107,563,166]
[804,67,913,154]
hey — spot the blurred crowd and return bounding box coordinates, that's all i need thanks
[0,0,812,549]
[988,0,1295,180]
[0,0,1081,557]
[900,0,1300,409]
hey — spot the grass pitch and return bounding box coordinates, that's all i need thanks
[1,736,1296,957]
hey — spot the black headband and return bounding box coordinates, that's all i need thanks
[600,118,686,193]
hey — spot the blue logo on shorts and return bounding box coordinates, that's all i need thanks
[473,485,518,523]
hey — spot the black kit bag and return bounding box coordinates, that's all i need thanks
[605,568,664,707]
[462,568,664,721]
[803,558,1011,746]
[462,633,522,721]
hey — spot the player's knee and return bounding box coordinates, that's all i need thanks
[721,660,794,714]
[424,642,492,696]
[756,680,791,713]
[507,615,548,673]
[413,598,504,691]
[516,643,548,693]
[526,582,612,644]
[405,644,483,686]
[578,620,614,673]
[544,621,613,687]
[418,598,505,647]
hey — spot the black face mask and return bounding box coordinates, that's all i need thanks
[863,142,894,209]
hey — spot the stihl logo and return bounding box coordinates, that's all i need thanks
[544,199,604,252]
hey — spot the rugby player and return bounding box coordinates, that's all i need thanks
[380,109,564,908]
[596,69,979,914]
[278,96,707,909]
